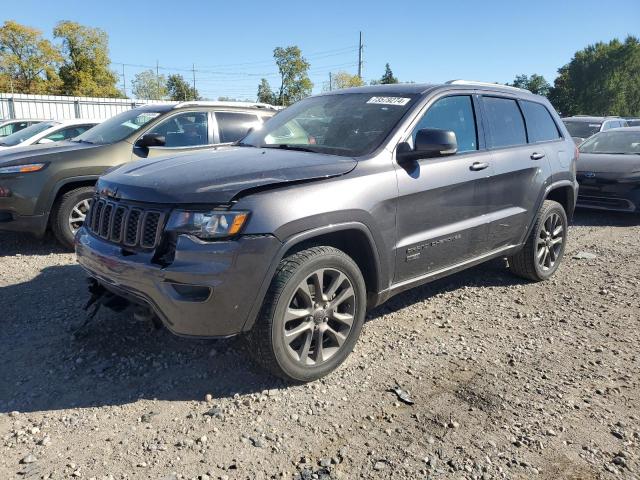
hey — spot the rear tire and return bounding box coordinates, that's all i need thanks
[51,186,95,249]
[248,246,366,382]
[508,200,568,281]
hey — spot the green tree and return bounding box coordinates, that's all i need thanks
[548,36,640,116]
[326,71,364,91]
[379,63,398,84]
[0,20,62,94]
[166,73,199,101]
[257,78,276,104]
[509,74,551,96]
[273,46,312,106]
[132,69,167,100]
[54,21,121,97]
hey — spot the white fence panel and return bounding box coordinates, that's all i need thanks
[0,93,174,121]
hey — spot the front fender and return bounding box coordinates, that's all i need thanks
[240,220,386,332]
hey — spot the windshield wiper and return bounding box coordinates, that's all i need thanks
[235,141,257,147]
[260,144,317,153]
[71,139,94,144]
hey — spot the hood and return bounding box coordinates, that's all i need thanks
[577,152,640,174]
[97,146,357,204]
[0,140,107,167]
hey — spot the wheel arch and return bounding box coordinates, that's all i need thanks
[46,176,99,227]
[241,222,385,332]
[545,182,576,221]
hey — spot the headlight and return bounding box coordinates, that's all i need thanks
[166,210,249,239]
[0,163,47,174]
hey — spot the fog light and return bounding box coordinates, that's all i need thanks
[0,186,10,197]
[169,283,212,302]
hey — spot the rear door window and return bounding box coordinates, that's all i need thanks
[482,97,527,148]
[520,101,561,143]
[216,112,261,143]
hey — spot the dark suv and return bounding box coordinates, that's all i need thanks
[76,81,578,382]
[0,102,276,247]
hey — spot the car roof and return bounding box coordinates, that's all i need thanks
[53,119,100,125]
[609,126,640,132]
[0,118,43,123]
[562,116,622,122]
[133,102,279,113]
[316,80,545,100]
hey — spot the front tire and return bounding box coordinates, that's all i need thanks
[508,200,568,281]
[248,246,366,382]
[51,186,95,249]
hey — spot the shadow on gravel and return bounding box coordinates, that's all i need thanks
[1,247,522,414]
[369,257,522,319]
[0,232,68,257]
[572,208,640,227]
[0,263,285,414]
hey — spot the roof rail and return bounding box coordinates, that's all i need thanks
[445,80,531,93]
[172,100,279,110]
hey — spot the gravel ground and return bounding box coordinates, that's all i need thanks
[1,210,639,480]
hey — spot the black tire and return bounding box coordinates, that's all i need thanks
[248,246,367,382]
[508,200,568,281]
[51,186,95,249]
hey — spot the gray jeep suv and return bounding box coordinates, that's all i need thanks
[76,81,578,382]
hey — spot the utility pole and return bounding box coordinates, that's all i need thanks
[192,64,197,100]
[156,60,160,100]
[357,31,364,80]
[329,72,332,91]
[122,64,126,97]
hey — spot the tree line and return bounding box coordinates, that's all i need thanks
[1,19,638,115]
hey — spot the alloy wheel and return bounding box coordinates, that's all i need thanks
[282,268,356,366]
[68,199,92,235]
[537,212,564,271]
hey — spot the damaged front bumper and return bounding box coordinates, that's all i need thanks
[75,227,281,337]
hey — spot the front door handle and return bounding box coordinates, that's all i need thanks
[469,161,489,171]
[530,152,545,160]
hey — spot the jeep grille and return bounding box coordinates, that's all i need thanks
[86,197,166,250]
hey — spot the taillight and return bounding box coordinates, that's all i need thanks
[575,145,580,161]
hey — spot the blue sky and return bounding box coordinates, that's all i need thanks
[4,0,639,100]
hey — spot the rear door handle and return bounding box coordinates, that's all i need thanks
[530,152,545,160]
[469,161,489,171]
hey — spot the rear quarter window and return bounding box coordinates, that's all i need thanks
[520,101,561,143]
[482,97,527,148]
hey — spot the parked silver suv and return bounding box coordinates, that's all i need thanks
[76,81,578,382]
[562,115,629,144]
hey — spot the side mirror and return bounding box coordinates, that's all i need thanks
[397,128,458,163]
[37,138,54,144]
[136,133,166,148]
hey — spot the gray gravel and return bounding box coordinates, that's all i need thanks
[1,210,639,479]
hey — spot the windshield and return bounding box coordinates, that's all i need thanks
[579,130,640,155]
[241,93,419,157]
[563,120,601,139]
[0,121,56,146]
[75,109,163,145]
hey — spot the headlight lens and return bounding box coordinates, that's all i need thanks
[166,210,249,239]
[0,163,47,174]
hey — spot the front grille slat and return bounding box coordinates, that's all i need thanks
[86,196,165,250]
